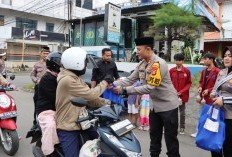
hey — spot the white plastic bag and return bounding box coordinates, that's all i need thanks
[79,139,101,157]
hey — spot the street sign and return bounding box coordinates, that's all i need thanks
[104,3,121,44]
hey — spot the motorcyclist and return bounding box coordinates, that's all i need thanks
[55,47,112,157]
[35,52,62,156]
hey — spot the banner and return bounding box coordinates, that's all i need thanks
[104,3,121,44]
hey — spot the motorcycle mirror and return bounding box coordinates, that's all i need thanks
[10,75,15,80]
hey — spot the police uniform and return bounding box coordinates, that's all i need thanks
[114,37,181,157]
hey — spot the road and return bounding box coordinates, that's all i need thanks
[0,73,210,157]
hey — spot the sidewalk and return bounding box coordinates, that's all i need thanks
[184,88,202,135]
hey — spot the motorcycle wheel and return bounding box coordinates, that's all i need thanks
[32,145,45,157]
[1,130,19,156]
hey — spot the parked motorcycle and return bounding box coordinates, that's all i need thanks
[27,98,142,157]
[0,75,19,156]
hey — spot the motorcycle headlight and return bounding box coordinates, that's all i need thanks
[120,148,142,157]
[0,95,11,108]
[104,133,125,148]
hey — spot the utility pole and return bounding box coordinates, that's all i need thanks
[21,24,26,66]
[80,0,85,47]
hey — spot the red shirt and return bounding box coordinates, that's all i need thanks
[198,67,220,104]
[169,66,192,103]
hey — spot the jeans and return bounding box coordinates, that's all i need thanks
[149,108,180,157]
[211,119,232,157]
[57,127,98,157]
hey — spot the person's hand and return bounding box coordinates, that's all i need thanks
[105,99,111,105]
[213,96,223,107]
[107,84,113,89]
[104,75,114,84]
[202,89,209,96]
[113,86,123,94]
[135,102,140,108]
[210,92,216,99]
[196,95,202,104]
[198,87,202,94]
[177,92,181,96]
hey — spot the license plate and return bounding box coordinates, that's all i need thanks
[110,119,135,136]
[0,111,17,119]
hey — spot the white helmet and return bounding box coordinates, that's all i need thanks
[61,47,87,71]
[0,52,6,56]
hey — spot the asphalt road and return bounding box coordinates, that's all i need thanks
[0,73,210,157]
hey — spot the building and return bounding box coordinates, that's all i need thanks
[0,0,93,68]
[68,0,220,60]
[204,0,232,56]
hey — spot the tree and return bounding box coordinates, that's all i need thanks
[146,2,202,61]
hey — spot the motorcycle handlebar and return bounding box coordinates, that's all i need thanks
[0,86,15,91]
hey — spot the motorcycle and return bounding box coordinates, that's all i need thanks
[0,75,19,156]
[27,98,142,157]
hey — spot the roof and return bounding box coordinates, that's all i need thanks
[205,38,232,42]
[68,2,219,32]
[68,2,165,23]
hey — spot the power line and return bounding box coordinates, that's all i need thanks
[34,2,66,14]
[27,0,59,14]
[3,0,59,26]
[3,0,45,25]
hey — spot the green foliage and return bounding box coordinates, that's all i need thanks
[151,3,201,30]
[146,2,202,61]
[192,72,201,88]
[23,83,35,91]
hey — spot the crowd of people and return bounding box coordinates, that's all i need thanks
[5,37,229,157]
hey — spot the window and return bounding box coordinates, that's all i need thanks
[46,23,54,32]
[16,17,37,30]
[0,15,4,26]
[1,0,12,5]
[84,22,95,46]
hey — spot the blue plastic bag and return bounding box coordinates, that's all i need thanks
[196,104,225,153]
[102,89,124,107]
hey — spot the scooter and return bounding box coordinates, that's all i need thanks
[27,98,142,157]
[0,75,19,156]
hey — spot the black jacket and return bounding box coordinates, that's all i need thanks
[35,71,57,115]
[91,59,119,84]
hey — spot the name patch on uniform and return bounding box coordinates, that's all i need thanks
[147,62,162,86]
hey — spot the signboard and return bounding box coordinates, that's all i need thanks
[24,30,40,40]
[104,3,121,43]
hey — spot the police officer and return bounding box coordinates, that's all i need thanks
[113,37,181,157]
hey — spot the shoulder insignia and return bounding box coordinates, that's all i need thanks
[147,62,162,86]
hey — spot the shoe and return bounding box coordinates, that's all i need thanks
[191,132,197,138]
[179,128,185,135]
[138,126,144,130]
[143,126,149,131]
